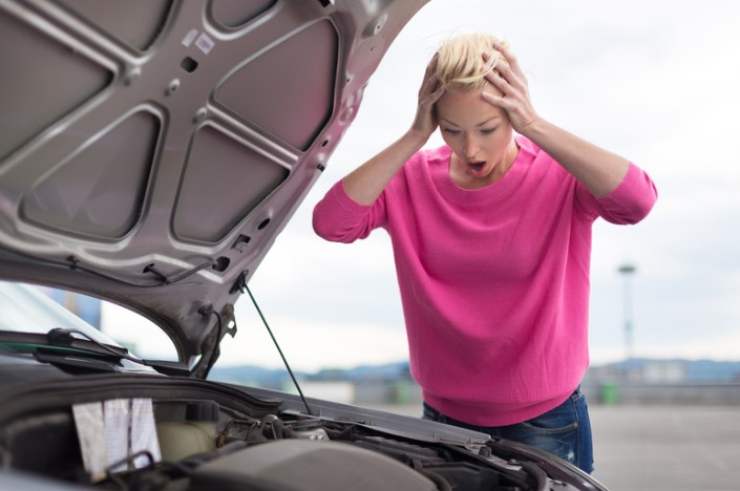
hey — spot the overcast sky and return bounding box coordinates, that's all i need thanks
[105,0,740,371]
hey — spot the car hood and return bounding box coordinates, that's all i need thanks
[0,0,428,373]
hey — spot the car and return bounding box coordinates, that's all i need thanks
[0,1,607,489]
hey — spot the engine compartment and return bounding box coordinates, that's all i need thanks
[0,395,561,491]
[0,362,600,491]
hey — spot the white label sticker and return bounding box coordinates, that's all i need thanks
[182,29,199,47]
[195,33,215,55]
[130,399,161,468]
[74,398,162,479]
[72,402,107,482]
[104,399,130,473]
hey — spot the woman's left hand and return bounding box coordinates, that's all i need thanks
[481,41,540,134]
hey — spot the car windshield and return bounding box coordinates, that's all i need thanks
[0,280,123,350]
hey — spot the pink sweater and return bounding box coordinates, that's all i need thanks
[312,135,657,425]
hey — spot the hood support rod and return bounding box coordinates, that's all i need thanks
[243,283,314,416]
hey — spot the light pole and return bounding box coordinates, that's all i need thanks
[618,263,637,361]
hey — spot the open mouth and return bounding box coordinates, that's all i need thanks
[467,161,486,175]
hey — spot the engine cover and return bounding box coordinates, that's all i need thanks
[189,439,437,491]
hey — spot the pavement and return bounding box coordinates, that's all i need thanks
[364,403,740,491]
[588,405,740,491]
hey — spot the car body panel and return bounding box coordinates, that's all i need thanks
[0,0,428,366]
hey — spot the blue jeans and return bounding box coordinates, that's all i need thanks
[422,387,594,474]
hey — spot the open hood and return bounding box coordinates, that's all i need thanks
[0,0,428,374]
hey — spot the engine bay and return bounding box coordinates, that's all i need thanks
[0,390,585,491]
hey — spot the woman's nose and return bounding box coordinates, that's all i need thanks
[464,135,478,159]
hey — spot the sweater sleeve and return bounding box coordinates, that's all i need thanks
[312,178,388,243]
[574,163,658,224]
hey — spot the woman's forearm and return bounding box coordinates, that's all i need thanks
[521,118,630,198]
[341,130,428,205]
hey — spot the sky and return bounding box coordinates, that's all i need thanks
[103,0,740,371]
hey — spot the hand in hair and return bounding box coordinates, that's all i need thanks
[481,41,539,134]
[410,54,446,140]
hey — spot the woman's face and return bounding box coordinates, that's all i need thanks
[435,85,515,182]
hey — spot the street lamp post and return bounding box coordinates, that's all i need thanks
[618,263,637,361]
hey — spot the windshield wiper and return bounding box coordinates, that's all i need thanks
[0,329,190,376]
[34,349,122,373]
[46,328,191,376]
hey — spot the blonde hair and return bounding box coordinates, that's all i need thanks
[434,33,508,91]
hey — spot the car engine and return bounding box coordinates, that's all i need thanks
[0,394,586,490]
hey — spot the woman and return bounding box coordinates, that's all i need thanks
[312,33,657,474]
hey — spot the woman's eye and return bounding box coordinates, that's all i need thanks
[480,128,497,135]
[442,128,461,135]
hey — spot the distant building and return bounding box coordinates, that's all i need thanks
[586,358,740,385]
[642,361,686,383]
[284,381,355,404]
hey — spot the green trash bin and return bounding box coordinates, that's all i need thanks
[393,381,409,405]
[600,383,618,405]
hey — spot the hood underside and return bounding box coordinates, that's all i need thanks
[0,0,428,371]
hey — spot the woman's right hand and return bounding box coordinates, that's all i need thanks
[409,55,445,141]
